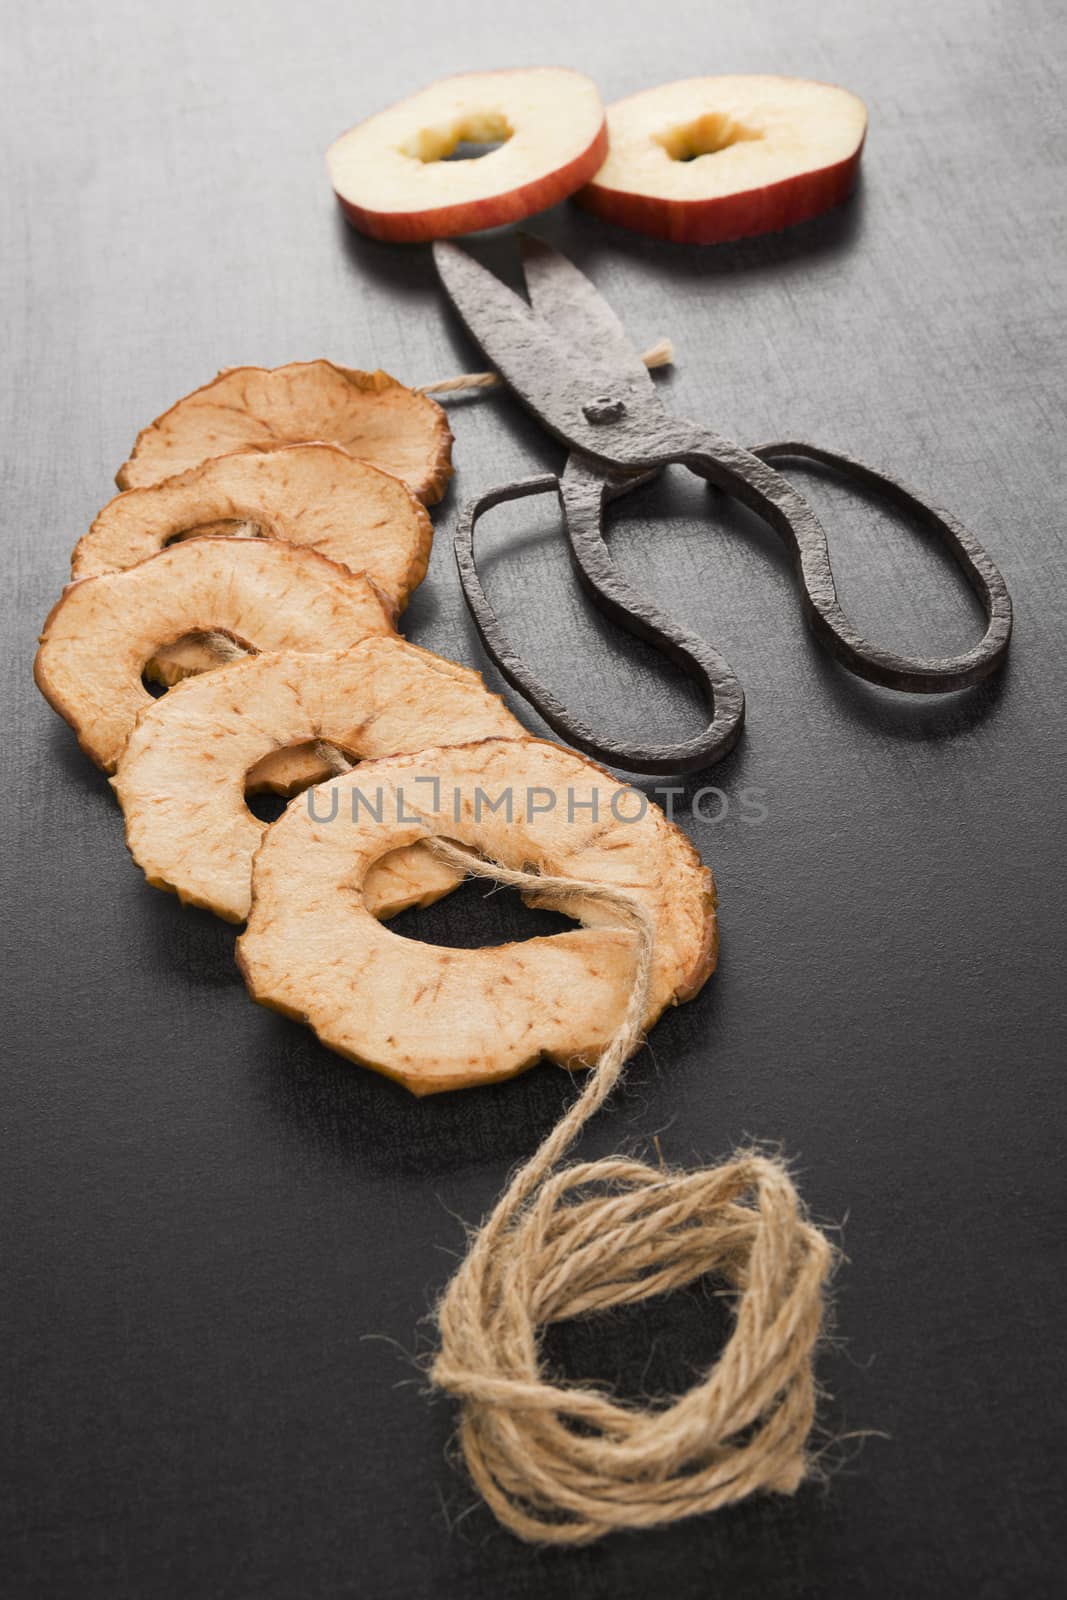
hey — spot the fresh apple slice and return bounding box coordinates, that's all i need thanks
[578,75,866,245]
[327,68,607,243]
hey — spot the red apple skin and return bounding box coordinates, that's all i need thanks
[576,136,864,245]
[335,121,609,244]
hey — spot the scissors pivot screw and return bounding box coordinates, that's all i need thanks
[582,395,627,425]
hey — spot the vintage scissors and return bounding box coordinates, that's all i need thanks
[434,236,1012,774]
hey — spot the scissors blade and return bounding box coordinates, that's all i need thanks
[434,240,663,456]
[518,234,659,402]
[433,240,586,404]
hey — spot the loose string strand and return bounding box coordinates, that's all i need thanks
[416,338,674,396]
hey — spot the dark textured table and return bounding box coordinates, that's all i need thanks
[3,3,1064,1596]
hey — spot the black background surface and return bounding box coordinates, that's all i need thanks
[3,2,1064,1596]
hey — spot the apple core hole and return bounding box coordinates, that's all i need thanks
[404,113,513,164]
[162,518,266,548]
[387,875,577,949]
[245,789,289,824]
[244,739,361,804]
[657,112,762,162]
[141,629,254,695]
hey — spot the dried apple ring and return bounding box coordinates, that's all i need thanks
[75,443,433,690]
[34,537,395,772]
[115,361,453,505]
[237,738,717,1094]
[75,443,432,600]
[112,639,526,923]
[244,647,505,798]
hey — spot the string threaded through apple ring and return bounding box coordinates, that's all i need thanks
[422,837,834,1545]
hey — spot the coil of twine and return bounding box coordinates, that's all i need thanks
[424,839,834,1546]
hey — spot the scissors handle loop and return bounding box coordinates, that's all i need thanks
[453,442,1013,775]
[674,432,1013,694]
[454,468,745,774]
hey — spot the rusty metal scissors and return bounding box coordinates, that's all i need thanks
[434,236,1012,774]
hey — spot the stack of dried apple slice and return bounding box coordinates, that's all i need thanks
[38,359,453,758]
[34,356,718,1093]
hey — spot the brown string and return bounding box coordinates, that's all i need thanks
[416,338,674,396]
[313,738,356,775]
[421,837,834,1545]
[186,631,248,664]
